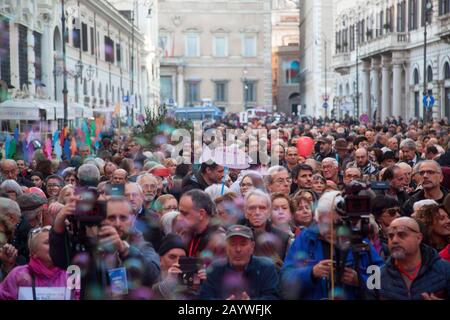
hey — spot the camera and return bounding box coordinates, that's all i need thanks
[71,187,107,226]
[178,257,201,287]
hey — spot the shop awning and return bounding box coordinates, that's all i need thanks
[70,103,94,119]
[0,100,42,120]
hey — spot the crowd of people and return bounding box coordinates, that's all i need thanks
[0,115,450,300]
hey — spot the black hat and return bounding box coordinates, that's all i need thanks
[16,193,47,211]
[226,225,254,240]
[158,234,187,256]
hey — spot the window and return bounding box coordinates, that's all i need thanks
[185,81,200,106]
[244,81,257,103]
[185,33,199,57]
[83,79,87,95]
[427,65,433,82]
[116,44,121,65]
[160,76,173,103]
[0,18,11,87]
[34,32,42,85]
[413,68,420,84]
[397,1,406,32]
[18,24,28,89]
[213,35,227,57]
[409,0,418,30]
[159,34,171,57]
[350,25,355,51]
[82,23,88,52]
[444,62,450,79]
[440,0,450,15]
[243,34,257,57]
[214,81,228,102]
[72,25,80,49]
[284,61,300,84]
[104,36,114,63]
[90,27,94,55]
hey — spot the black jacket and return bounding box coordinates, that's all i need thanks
[401,186,449,216]
[366,244,450,300]
[187,224,221,258]
[181,171,210,194]
[199,256,280,300]
[134,206,164,252]
[11,217,32,265]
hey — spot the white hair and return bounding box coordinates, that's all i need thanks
[322,157,338,167]
[314,190,343,221]
[205,184,230,201]
[160,210,180,235]
[244,189,272,211]
[0,179,24,197]
[0,197,21,220]
[413,199,438,212]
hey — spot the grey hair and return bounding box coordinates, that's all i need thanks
[136,173,158,185]
[400,138,416,151]
[314,190,343,221]
[160,210,180,235]
[413,199,438,212]
[0,197,21,220]
[77,164,100,185]
[244,189,272,211]
[125,182,144,195]
[0,179,24,197]
[416,160,442,175]
[265,165,289,185]
[322,157,338,167]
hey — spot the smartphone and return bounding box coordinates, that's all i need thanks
[105,184,124,197]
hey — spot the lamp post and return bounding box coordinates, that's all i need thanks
[423,0,433,122]
[74,60,83,103]
[61,0,69,128]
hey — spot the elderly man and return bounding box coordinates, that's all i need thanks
[50,196,160,299]
[200,225,279,300]
[125,182,163,251]
[367,217,450,300]
[243,189,290,264]
[314,137,336,162]
[281,191,383,300]
[322,158,340,186]
[111,168,128,185]
[0,198,21,274]
[265,165,292,196]
[0,160,32,187]
[136,173,159,210]
[400,138,423,167]
[77,163,101,187]
[343,167,362,187]
[402,160,449,216]
[347,148,379,176]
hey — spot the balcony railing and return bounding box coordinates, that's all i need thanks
[359,32,409,58]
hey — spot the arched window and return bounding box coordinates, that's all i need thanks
[413,68,420,85]
[427,65,433,82]
[284,60,300,84]
[339,84,343,96]
[444,62,450,80]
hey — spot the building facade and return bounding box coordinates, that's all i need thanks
[0,0,157,127]
[333,0,450,121]
[158,0,273,113]
[299,0,336,118]
[272,0,301,116]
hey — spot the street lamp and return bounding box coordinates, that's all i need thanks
[243,68,248,110]
[423,0,433,122]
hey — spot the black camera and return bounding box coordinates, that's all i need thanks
[70,187,107,226]
[178,257,201,287]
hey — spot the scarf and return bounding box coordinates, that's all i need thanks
[28,257,61,280]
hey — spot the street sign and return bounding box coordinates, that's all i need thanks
[423,95,435,109]
[322,102,329,109]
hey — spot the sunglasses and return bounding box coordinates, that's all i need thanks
[386,225,420,240]
[28,225,52,239]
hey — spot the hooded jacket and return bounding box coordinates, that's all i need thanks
[366,244,450,300]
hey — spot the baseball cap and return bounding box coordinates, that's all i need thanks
[334,138,347,150]
[317,137,332,144]
[226,225,254,240]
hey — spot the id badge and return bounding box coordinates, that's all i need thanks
[108,267,129,296]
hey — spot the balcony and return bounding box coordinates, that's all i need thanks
[333,52,351,75]
[359,32,410,59]
[438,13,450,43]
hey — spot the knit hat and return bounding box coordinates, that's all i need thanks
[158,234,187,256]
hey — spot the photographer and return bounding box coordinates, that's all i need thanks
[281,191,384,300]
[152,234,206,300]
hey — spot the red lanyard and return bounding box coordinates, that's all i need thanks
[396,261,422,281]
[189,236,201,257]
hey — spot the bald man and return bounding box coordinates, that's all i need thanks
[367,217,450,300]
[347,148,379,176]
[111,169,128,185]
[0,159,33,187]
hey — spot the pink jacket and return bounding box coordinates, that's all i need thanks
[0,258,76,300]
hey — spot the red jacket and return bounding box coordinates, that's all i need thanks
[440,244,450,263]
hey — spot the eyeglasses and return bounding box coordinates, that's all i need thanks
[418,170,439,176]
[383,207,401,217]
[47,183,62,188]
[386,225,420,240]
[273,178,292,184]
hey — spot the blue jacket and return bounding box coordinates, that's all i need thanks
[280,224,384,300]
[199,256,280,300]
[366,244,450,300]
